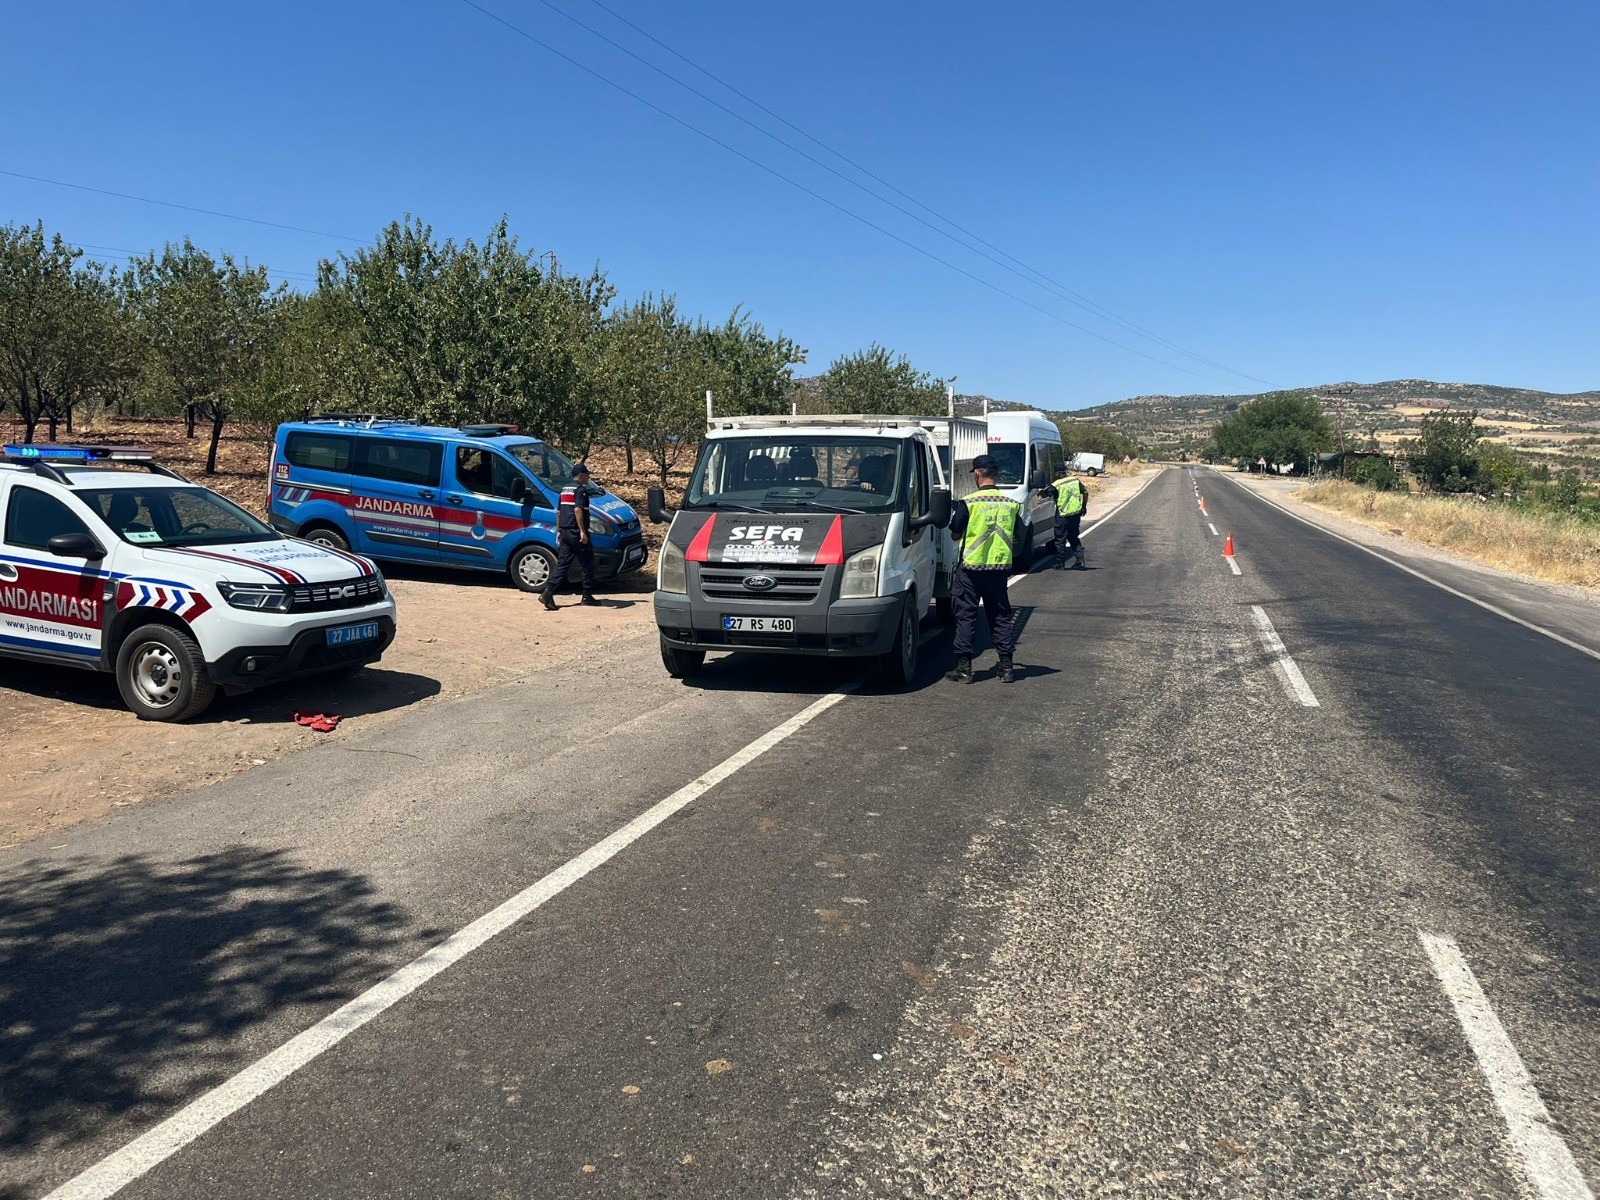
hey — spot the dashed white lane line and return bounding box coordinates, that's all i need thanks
[1218,471,1600,664]
[1419,932,1596,1200]
[42,688,857,1200]
[1248,605,1319,707]
[1207,522,1219,536]
[1225,555,1242,576]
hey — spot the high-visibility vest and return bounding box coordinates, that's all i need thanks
[959,488,1021,569]
[1052,475,1086,517]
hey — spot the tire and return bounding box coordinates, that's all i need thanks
[302,524,351,553]
[1017,526,1035,567]
[510,544,558,593]
[935,596,955,627]
[877,593,919,686]
[115,623,217,722]
[660,635,705,679]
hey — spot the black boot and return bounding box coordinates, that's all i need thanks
[944,656,973,684]
[1073,551,1087,570]
[580,592,600,607]
[997,656,1016,683]
[539,587,557,611]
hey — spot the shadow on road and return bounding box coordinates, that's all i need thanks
[0,847,419,1172]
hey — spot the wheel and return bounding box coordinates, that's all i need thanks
[302,525,351,552]
[660,635,705,679]
[115,623,217,722]
[510,544,558,593]
[1087,467,1102,477]
[935,596,955,627]
[877,593,919,686]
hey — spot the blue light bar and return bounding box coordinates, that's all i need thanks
[3,444,154,463]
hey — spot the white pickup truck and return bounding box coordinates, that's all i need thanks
[648,412,979,685]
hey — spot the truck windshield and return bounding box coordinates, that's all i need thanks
[686,437,906,513]
[986,443,1028,487]
[79,486,278,547]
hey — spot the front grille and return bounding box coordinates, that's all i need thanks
[700,564,827,602]
[289,575,385,613]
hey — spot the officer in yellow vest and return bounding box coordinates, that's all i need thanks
[944,454,1023,684]
[1042,466,1088,570]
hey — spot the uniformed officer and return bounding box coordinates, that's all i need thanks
[1042,465,1088,569]
[944,454,1023,684]
[540,462,600,610]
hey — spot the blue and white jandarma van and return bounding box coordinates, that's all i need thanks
[268,417,646,591]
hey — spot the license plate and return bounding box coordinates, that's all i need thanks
[625,545,645,564]
[723,616,794,633]
[327,621,380,646]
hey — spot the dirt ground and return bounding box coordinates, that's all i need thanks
[0,566,657,850]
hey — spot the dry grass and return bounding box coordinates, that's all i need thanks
[1297,481,1600,592]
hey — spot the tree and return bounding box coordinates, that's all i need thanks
[0,223,120,442]
[1473,440,1525,497]
[817,344,943,415]
[1405,410,1479,493]
[1210,392,1331,473]
[591,295,720,489]
[130,240,281,473]
[316,217,612,444]
[1056,419,1139,462]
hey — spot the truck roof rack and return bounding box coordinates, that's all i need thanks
[0,444,186,484]
[706,413,940,432]
[459,423,521,437]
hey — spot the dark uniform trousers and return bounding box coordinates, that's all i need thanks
[548,532,596,594]
[1053,513,1083,564]
[952,566,1016,658]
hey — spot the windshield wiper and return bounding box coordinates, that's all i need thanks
[783,500,870,515]
[692,500,764,514]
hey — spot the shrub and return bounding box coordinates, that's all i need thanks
[1344,456,1397,490]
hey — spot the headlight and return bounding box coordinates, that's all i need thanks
[218,582,293,612]
[658,539,687,594]
[591,512,618,537]
[839,543,881,599]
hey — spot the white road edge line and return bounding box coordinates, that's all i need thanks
[1248,605,1320,707]
[1007,468,1164,586]
[1225,555,1242,576]
[43,687,857,1200]
[1218,472,1600,663]
[1207,522,1219,536]
[1418,932,1596,1200]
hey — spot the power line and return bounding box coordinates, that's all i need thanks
[0,168,364,244]
[572,0,1274,387]
[61,238,321,285]
[460,0,1245,388]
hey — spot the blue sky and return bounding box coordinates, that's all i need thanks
[3,0,1596,408]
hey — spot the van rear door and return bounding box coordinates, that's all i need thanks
[348,437,443,562]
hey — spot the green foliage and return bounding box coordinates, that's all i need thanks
[128,240,282,472]
[1405,410,1480,493]
[316,217,612,446]
[1056,420,1138,461]
[817,344,943,415]
[1472,440,1526,496]
[696,307,805,417]
[1344,455,1397,490]
[1210,391,1331,473]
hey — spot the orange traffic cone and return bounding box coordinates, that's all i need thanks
[1223,532,1235,556]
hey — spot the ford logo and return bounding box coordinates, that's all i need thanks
[743,574,777,592]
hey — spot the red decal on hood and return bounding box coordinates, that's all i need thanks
[814,516,844,565]
[685,515,716,563]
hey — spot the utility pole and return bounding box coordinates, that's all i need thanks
[1322,387,1354,478]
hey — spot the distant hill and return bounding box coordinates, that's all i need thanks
[1071,380,1600,458]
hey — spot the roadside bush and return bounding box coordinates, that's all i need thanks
[1343,456,1396,490]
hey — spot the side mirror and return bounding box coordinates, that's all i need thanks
[647,485,672,526]
[916,488,952,530]
[47,532,105,560]
[509,476,530,503]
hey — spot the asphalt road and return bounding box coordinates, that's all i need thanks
[3,467,1595,1199]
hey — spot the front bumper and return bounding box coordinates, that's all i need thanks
[595,534,648,579]
[654,592,901,657]
[207,615,397,689]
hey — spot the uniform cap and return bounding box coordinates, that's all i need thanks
[573,461,591,476]
[972,454,999,472]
